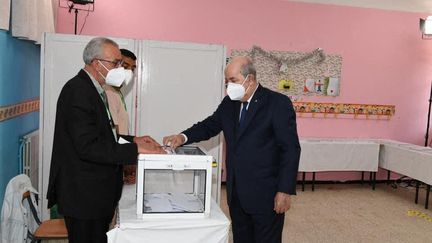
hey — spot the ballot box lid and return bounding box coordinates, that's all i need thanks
[138,145,213,162]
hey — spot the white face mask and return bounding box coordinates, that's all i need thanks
[98,60,127,87]
[226,74,249,101]
[123,69,133,87]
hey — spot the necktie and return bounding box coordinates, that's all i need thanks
[239,102,248,129]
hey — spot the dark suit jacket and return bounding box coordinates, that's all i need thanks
[47,70,138,219]
[183,85,301,213]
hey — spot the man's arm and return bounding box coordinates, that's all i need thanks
[66,87,163,165]
[272,95,301,213]
[163,97,228,148]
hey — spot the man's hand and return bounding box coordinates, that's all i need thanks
[123,165,136,185]
[133,135,159,145]
[124,175,135,184]
[162,134,185,149]
[274,192,291,214]
[134,136,166,154]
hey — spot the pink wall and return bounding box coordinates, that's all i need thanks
[56,0,432,180]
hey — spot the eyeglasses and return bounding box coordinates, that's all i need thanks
[96,58,124,67]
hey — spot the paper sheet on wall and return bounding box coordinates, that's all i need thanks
[326,77,340,96]
[231,48,342,97]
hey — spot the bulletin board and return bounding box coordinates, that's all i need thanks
[231,46,343,97]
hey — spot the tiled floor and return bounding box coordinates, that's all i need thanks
[219,183,432,243]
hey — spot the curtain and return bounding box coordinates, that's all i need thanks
[0,0,11,30]
[11,0,55,44]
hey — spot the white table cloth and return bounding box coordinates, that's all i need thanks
[107,185,230,243]
[299,139,381,172]
[379,140,432,185]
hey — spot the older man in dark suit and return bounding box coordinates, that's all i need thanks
[163,56,301,243]
[47,37,164,243]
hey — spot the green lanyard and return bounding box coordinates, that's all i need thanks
[99,92,112,120]
[119,91,127,111]
[100,92,117,141]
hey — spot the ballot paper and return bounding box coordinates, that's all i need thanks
[118,137,130,144]
[144,193,204,213]
[144,194,173,212]
[170,193,204,212]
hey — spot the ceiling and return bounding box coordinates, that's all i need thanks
[286,0,432,14]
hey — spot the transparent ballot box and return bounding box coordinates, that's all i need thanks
[136,146,213,218]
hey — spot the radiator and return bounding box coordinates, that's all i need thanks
[19,129,39,191]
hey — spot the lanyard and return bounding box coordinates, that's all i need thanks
[100,92,118,141]
[119,91,127,111]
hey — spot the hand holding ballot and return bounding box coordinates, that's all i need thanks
[163,134,186,149]
[135,135,159,145]
[134,136,166,154]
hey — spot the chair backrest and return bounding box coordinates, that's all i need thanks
[22,191,41,226]
[0,174,39,243]
[22,190,68,241]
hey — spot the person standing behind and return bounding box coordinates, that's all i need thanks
[47,37,164,243]
[104,48,137,184]
[163,56,301,243]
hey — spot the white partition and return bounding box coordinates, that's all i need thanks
[40,33,225,220]
[40,33,136,220]
[136,40,226,203]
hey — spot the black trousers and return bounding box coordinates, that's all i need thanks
[64,215,113,243]
[229,187,285,243]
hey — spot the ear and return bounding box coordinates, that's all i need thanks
[91,59,101,69]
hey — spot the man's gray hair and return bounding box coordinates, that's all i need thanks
[83,37,118,65]
[240,58,257,78]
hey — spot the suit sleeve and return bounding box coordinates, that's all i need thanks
[64,87,138,165]
[182,98,227,144]
[272,95,301,195]
[119,135,135,143]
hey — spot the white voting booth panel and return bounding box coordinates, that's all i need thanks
[136,40,225,204]
[40,33,225,220]
[40,33,135,220]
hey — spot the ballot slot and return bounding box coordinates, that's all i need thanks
[175,146,206,155]
[137,146,213,218]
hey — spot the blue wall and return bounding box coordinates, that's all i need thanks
[0,30,40,205]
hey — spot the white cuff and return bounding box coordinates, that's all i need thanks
[180,133,188,144]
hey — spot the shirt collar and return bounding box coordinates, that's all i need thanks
[241,83,259,110]
[246,83,259,104]
[83,69,105,95]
